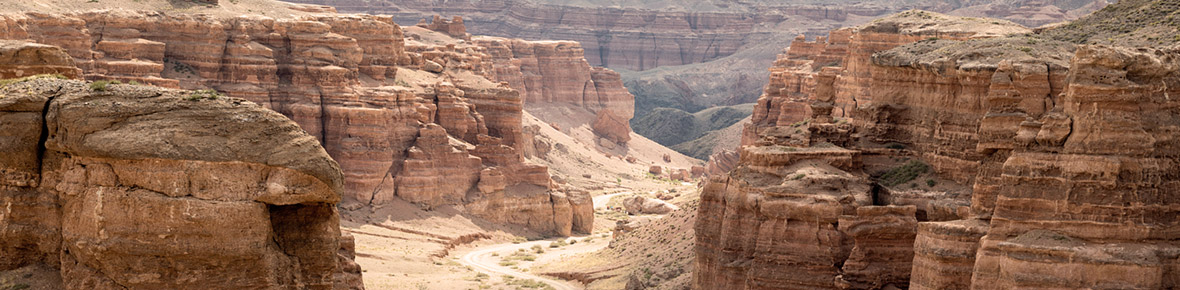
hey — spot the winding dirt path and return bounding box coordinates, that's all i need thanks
[460,239,584,290]
[592,191,629,210]
[457,192,628,290]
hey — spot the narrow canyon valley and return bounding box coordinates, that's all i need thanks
[1,0,1178,290]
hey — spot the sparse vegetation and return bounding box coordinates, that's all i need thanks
[886,143,906,150]
[879,160,930,187]
[548,240,568,248]
[792,173,806,180]
[502,276,554,290]
[90,80,120,91]
[187,89,223,101]
[0,74,67,88]
[926,179,936,187]
[166,58,197,75]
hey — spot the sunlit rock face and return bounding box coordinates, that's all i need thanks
[0,10,602,236]
[696,9,1180,290]
[0,77,359,289]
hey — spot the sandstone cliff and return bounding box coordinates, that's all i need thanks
[0,10,600,235]
[0,76,361,289]
[292,0,1105,167]
[696,8,1180,289]
[473,36,635,145]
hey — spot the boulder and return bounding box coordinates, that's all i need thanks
[622,196,674,215]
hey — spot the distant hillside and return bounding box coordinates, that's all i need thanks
[632,103,754,159]
[1040,0,1180,46]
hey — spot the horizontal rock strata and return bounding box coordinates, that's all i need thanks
[0,10,606,236]
[697,9,1180,290]
[0,78,357,289]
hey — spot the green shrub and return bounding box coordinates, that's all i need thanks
[187,89,223,101]
[90,80,114,91]
[926,179,936,187]
[879,160,929,187]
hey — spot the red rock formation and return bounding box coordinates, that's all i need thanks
[0,40,80,78]
[745,11,1033,148]
[702,149,738,177]
[0,10,592,235]
[0,78,356,289]
[697,10,1180,290]
[475,37,635,144]
[968,45,1180,289]
[288,0,1098,71]
[418,15,469,40]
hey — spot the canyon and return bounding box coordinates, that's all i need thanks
[695,3,1180,289]
[287,0,1110,163]
[3,0,1178,289]
[0,0,705,288]
[0,7,654,236]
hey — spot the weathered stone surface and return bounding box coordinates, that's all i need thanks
[0,10,595,236]
[0,78,356,289]
[703,149,738,177]
[0,40,80,79]
[475,37,635,144]
[622,196,674,215]
[697,9,1180,290]
[418,15,469,40]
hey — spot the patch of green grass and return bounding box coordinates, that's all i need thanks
[879,160,930,187]
[791,173,805,180]
[89,80,120,91]
[187,89,223,101]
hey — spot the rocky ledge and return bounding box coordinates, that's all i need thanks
[0,10,627,236]
[0,76,361,289]
[696,8,1180,290]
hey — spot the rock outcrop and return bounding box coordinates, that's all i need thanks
[622,196,675,215]
[0,40,80,79]
[0,10,597,235]
[288,0,1103,71]
[0,77,358,289]
[746,10,1032,146]
[696,8,1180,290]
[474,37,635,145]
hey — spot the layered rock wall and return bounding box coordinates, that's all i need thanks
[746,11,1032,147]
[0,77,358,289]
[0,10,595,235]
[474,36,635,144]
[697,10,1179,290]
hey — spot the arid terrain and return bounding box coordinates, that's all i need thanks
[2,0,1179,289]
[286,0,1111,161]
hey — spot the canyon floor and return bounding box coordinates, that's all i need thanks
[338,112,702,289]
